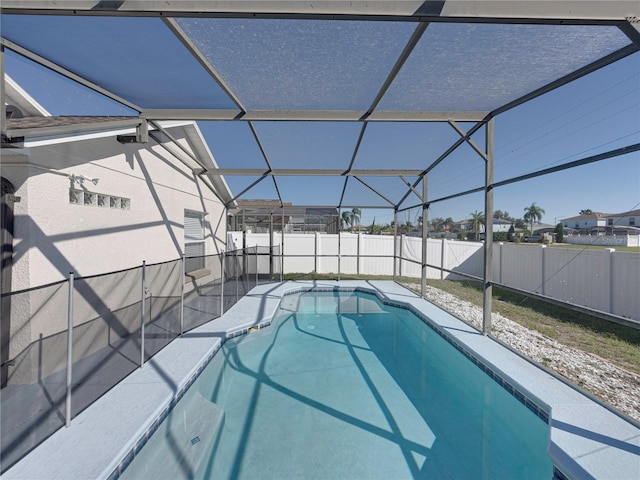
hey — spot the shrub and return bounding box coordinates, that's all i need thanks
[554,223,564,243]
[493,232,510,242]
[512,235,522,243]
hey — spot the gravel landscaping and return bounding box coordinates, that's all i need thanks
[402,282,640,423]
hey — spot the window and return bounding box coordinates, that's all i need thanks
[184,210,205,273]
[70,189,130,210]
[630,217,636,226]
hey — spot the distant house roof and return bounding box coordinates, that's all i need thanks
[561,212,611,222]
[609,209,640,217]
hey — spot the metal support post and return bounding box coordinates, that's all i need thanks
[421,176,428,298]
[483,119,495,334]
[141,261,146,367]
[338,208,341,281]
[269,213,274,279]
[65,272,74,427]
[235,249,239,303]
[393,209,398,280]
[281,207,285,282]
[220,252,225,317]
[180,254,185,335]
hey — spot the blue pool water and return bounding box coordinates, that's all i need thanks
[122,290,552,479]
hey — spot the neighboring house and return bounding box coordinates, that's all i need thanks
[561,212,610,230]
[454,219,474,232]
[228,199,339,234]
[491,218,513,233]
[605,209,640,229]
[454,218,512,233]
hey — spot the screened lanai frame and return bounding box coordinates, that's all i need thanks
[1,1,640,333]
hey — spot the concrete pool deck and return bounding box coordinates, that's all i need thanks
[3,281,639,480]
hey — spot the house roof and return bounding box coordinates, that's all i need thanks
[562,212,612,222]
[3,112,236,205]
[4,115,143,139]
[610,209,640,217]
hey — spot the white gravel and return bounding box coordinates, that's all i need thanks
[402,282,640,422]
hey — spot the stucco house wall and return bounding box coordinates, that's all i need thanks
[1,122,232,383]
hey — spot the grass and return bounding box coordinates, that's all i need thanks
[283,272,640,376]
[516,243,640,253]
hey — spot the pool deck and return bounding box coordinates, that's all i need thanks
[3,280,639,480]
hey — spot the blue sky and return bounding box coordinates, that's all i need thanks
[4,16,639,228]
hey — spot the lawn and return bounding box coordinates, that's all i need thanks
[426,279,640,376]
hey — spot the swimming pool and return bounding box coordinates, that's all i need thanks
[121,289,552,479]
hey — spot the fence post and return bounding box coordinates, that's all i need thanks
[235,249,239,303]
[608,248,615,315]
[220,252,225,317]
[315,232,319,273]
[65,272,74,427]
[180,254,185,335]
[540,245,546,296]
[399,234,404,278]
[440,239,446,280]
[498,242,503,284]
[357,233,362,276]
[140,261,146,369]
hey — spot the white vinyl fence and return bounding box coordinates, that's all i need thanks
[229,232,639,321]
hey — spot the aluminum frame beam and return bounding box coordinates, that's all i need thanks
[0,38,142,114]
[352,177,396,206]
[3,1,639,22]
[140,109,489,122]
[205,169,426,177]
[247,121,283,207]
[482,118,494,334]
[162,17,247,113]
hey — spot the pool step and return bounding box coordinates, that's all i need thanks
[120,392,224,479]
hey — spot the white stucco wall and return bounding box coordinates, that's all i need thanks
[1,125,229,382]
[5,126,227,290]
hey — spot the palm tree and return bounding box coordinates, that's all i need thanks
[351,208,361,232]
[444,217,454,232]
[523,202,545,234]
[580,209,593,215]
[469,210,485,235]
[341,211,352,231]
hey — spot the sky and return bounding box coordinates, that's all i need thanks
[3,14,639,228]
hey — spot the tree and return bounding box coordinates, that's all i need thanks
[523,203,545,234]
[430,217,445,231]
[494,210,510,220]
[341,211,352,231]
[444,217,454,232]
[469,210,485,234]
[351,207,361,232]
[554,222,564,243]
[580,209,593,215]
